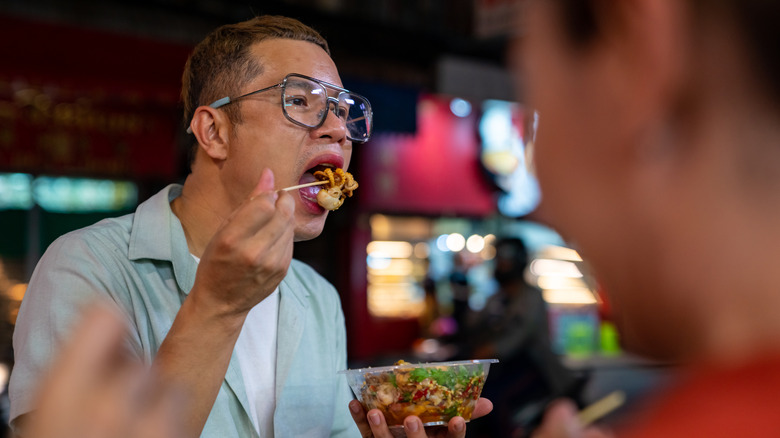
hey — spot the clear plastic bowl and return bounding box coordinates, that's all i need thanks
[340,359,498,427]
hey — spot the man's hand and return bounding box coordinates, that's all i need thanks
[531,399,614,438]
[192,167,296,318]
[348,398,493,438]
[153,167,296,437]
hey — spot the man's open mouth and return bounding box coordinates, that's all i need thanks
[298,163,335,203]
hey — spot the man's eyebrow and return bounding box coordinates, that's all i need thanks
[287,77,318,93]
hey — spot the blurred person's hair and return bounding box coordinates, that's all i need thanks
[552,0,780,107]
[181,15,330,168]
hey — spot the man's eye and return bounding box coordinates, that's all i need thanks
[336,106,349,119]
[286,96,309,107]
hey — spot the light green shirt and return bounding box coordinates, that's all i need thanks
[9,184,358,438]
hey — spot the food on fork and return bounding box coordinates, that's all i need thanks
[313,167,358,211]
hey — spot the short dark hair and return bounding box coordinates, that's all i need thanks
[180,15,330,167]
[553,0,780,106]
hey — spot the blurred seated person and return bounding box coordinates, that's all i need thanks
[465,237,579,436]
[448,252,473,340]
[418,257,441,337]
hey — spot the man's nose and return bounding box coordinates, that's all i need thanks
[315,98,348,141]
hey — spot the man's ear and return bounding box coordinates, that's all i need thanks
[596,0,689,126]
[189,106,230,160]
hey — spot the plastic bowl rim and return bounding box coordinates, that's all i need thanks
[338,358,499,375]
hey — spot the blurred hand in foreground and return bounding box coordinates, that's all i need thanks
[348,397,493,438]
[23,303,183,438]
[531,399,614,438]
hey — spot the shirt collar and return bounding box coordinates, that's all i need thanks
[128,184,197,293]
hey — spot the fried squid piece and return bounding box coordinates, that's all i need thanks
[313,167,359,211]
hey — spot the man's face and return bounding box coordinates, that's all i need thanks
[221,39,353,241]
[516,1,681,357]
[517,2,625,258]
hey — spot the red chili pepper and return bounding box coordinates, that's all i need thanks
[413,388,429,401]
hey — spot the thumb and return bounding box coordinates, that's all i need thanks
[250,168,277,199]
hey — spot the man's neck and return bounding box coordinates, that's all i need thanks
[171,174,230,258]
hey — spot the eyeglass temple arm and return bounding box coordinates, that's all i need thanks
[185,97,233,134]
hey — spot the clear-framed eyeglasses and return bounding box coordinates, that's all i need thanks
[187,73,373,143]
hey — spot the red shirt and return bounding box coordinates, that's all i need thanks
[622,354,780,437]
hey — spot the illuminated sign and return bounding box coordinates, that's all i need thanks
[478,99,540,217]
[0,172,137,212]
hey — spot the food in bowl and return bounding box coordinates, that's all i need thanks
[340,359,497,427]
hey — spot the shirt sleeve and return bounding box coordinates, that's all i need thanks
[330,298,360,438]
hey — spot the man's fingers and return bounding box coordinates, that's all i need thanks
[446,416,467,438]
[348,400,375,438]
[250,168,277,199]
[242,192,295,263]
[471,397,493,420]
[348,402,403,438]
[402,416,427,438]
[365,409,395,438]
[228,175,294,243]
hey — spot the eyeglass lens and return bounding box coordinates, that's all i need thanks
[282,76,372,143]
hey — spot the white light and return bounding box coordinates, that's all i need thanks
[450,98,472,117]
[466,234,485,253]
[537,276,587,290]
[413,242,430,259]
[366,241,413,259]
[538,245,583,262]
[366,253,392,270]
[542,288,598,304]
[367,259,415,276]
[481,245,496,260]
[420,338,440,354]
[446,233,466,252]
[436,234,450,252]
[0,363,9,391]
[530,259,583,278]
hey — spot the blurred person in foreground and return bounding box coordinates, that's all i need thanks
[466,237,577,437]
[23,304,183,438]
[515,0,780,437]
[8,15,490,438]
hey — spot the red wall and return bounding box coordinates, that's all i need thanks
[347,95,497,361]
[359,94,496,216]
[0,15,193,179]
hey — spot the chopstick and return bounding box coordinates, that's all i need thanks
[280,180,329,192]
[577,391,626,426]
